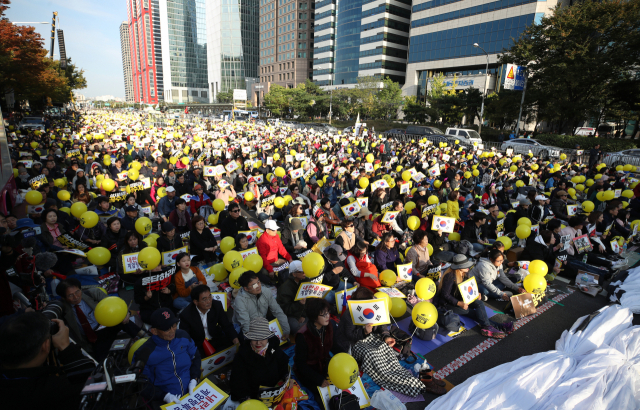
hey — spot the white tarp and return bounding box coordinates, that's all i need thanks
[424,304,633,410]
[609,266,640,313]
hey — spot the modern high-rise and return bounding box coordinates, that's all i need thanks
[206,0,261,103]
[253,0,314,104]
[313,0,411,88]
[158,0,209,103]
[119,22,135,102]
[126,0,162,104]
[402,0,561,99]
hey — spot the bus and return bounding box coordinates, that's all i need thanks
[222,110,259,120]
[0,108,17,215]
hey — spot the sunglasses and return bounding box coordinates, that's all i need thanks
[229,209,240,213]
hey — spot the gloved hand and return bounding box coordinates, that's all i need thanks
[223,399,241,410]
[164,392,182,404]
[189,379,198,395]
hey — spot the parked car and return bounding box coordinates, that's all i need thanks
[405,125,443,136]
[18,117,45,131]
[444,127,484,148]
[603,149,640,168]
[426,134,452,146]
[500,139,564,158]
[574,127,596,136]
[382,128,406,135]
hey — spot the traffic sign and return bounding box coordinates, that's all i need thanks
[503,64,525,91]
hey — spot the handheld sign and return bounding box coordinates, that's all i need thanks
[375,287,406,298]
[239,247,259,260]
[348,298,390,326]
[431,215,456,233]
[122,252,141,274]
[295,282,333,301]
[161,379,228,410]
[318,376,371,410]
[397,262,413,282]
[268,318,287,345]
[211,292,228,311]
[162,246,188,266]
[458,276,480,304]
[200,344,238,379]
[335,285,358,314]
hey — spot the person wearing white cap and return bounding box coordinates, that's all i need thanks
[531,195,549,225]
[256,220,292,281]
[157,185,177,222]
[275,260,309,335]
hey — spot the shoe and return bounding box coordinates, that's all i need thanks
[481,294,488,302]
[481,326,506,339]
[493,321,514,335]
[421,376,447,395]
[419,370,446,387]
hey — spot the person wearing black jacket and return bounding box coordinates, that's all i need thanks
[172,173,192,197]
[353,207,376,243]
[189,215,219,263]
[100,216,128,270]
[0,313,95,410]
[179,285,239,356]
[281,218,309,259]
[134,269,176,323]
[519,230,560,275]
[461,213,488,253]
[219,202,250,240]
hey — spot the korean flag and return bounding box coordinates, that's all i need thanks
[245,230,258,244]
[348,299,390,326]
[518,261,530,271]
[397,262,413,282]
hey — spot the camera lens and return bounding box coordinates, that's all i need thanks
[50,321,60,335]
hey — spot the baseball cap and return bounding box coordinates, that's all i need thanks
[166,186,176,193]
[289,260,303,273]
[535,195,548,201]
[125,205,138,213]
[265,220,279,231]
[162,222,175,232]
[556,190,568,197]
[194,184,203,190]
[520,199,532,206]
[150,308,179,331]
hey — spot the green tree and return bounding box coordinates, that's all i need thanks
[216,91,233,103]
[500,0,640,133]
[402,95,429,124]
[375,77,403,119]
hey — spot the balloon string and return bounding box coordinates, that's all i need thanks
[410,327,418,338]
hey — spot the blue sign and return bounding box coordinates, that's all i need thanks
[513,66,525,91]
[504,64,526,91]
[443,79,475,87]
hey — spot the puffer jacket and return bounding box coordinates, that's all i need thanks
[232,287,291,335]
[468,258,519,297]
[134,331,200,398]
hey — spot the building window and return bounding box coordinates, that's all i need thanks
[279,74,282,80]
[201,91,208,98]
[299,32,307,39]
[299,2,307,9]
[299,13,307,19]
[298,42,306,49]
[299,22,307,29]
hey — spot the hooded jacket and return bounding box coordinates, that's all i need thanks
[469,258,519,297]
[232,287,291,335]
[256,231,292,273]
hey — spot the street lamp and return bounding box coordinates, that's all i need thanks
[473,43,489,134]
[319,65,334,124]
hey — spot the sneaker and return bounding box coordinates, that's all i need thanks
[421,377,447,395]
[481,326,506,339]
[419,370,446,387]
[481,294,488,302]
[494,321,514,335]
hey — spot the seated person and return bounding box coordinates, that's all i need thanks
[228,318,290,405]
[334,287,391,354]
[173,252,207,310]
[280,218,310,260]
[519,230,561,281]
[156,221,184,253]
[276,260,309,335]
[133,308,201,405]
[346,240,380,290]
[470,249,524,301]
[43,278,142,360]
[179,285,239,356]
[294,299,337,400]
[134,269,176,324]
[335,219,367,253]
[168,198,192,234]
[232,271,290,340]
[373,232,401,274]
[405,230,434,280]
[461,213,489,253]
[0,313,96,410]
[256,220,293,284]
[435,255,506,339]
[320,244,349,304]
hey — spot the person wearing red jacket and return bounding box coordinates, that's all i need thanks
[189,185,212,214]
[256,220,292,282]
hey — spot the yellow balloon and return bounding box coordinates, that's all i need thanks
[94,297,128,327]
[130,161,142,171]
[328,353,359,390]
[523,274,547,294]
[71,202,88,218]
[25,190,43,205]
[427,243,433,256]
[274,167,285,178]
[181,157,189,165]
[516,224,531,239]
[402,171,412,182]
[405,201,416,213]
[496,236,512,250]
[274,197,285,208]
[80,211,99,228]
[224,250,244,272]
[415,278,437,300]
[135,217,153,235]
[390,297,407,317]
[59,207,71,215]
[244,191,254,201]
[518,217,532,226]
[209,263,228,282]
[243,254,264,272]
[380,270,397,286]
[472,169,480,177]
[101,179,115,192]
[220,236,235,254]
[302,252,325,278]
[128,169,139,180]
[87,247,111,265]
[374,292,390,305]
[366,154,374,163]
[143,236,157,248]
[359,178,369,189]
[622,190,634,199]
[237,400,269,410]
[529,260,548,276]
[213,199,225,212]
[128,337,149,364]
[170,157,178,165]
[604,190,615,201]
[407,215,420,231]
[229,267,247,289]
[412,301,438,329]
[57,190,71,201]
[138,247,161,270]
[449,232,461,242]
[428,195,439,205]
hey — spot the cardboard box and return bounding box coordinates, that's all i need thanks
[506,247,524,263]
[510,293,537,319]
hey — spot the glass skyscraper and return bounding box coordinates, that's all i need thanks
[206,0,260,101]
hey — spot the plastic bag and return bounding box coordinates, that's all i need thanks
[370,390,406,410]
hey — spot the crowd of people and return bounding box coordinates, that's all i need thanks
[1,109,639,410]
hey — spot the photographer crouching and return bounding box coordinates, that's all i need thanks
[0,313,95,409]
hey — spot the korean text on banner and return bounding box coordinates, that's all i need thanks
[122,252,141,274]
[160,379,228,410]
[295,282,333,300]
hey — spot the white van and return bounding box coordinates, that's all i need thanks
[574,127,596,136]
[445,128,484,149]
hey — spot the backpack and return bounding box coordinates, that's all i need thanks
[452,240,473,256]
[409,321,440,341]
[437,308,461,333]
[329,391,360,410]
[379,144,385,154]
[388,325,417,363]
[198,205,215,220]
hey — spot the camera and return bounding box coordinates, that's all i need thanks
[50,320,60,335]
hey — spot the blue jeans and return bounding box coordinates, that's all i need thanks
[446,299,491,328]
[477,279,511,299]
[324,280,347,305]
[173,276,198,310]
[471,243,486,253]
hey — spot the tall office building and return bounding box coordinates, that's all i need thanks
[403,0,560,99]
[254,0,314,102]
[313,0,411,88]
[206,0,262,103]
[119,22,135,102]
[126,0,162,104]
[158,0,209,103]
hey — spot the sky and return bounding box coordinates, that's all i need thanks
[5,0,128,99]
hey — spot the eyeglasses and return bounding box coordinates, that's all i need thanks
[494,259,504,263]
[67,289,82,299]
[319,311,330,317]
